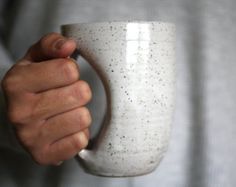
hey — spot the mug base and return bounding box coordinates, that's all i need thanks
[82,166,157,178]
[75,154,162,177]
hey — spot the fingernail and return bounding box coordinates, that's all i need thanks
[54,39,66,50]
[56,161,63,166]
[79,132,88,148]
[79,132,87,143]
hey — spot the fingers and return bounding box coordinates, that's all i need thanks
[33,80,92,120]
[24,33,77,62]
[43,107,91,143]
[17,58,79,93]
[17,106,91,166]
[33,129,89,165]
[2,32,94,166]
[49,129,89,165]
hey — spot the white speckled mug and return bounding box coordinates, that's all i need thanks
[61,21,176,177]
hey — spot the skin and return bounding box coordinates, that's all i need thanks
[1,33,92,166]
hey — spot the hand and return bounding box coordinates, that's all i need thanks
[1,33,92,165]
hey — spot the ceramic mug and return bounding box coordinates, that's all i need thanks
[61,21,176,177]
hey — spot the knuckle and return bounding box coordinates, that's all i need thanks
[7,97,34,124]
[79,107,92,127]
[71,132,88,150]
[17,129,35,148]
[40,32,60,46]
[1,70,21,93]
[60,59,79,82]
[37,126,49,141]
[77,81,92,103]
[1,76,11,92]
[30,93,48,118]
[69,82,82,103]
[8,108,24,124]
[33,149,49,165]
[38,33,62,56]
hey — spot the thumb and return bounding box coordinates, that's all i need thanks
[23,32,76,62]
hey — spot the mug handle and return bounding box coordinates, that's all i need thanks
[71,49,111,163]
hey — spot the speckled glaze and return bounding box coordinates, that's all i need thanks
[61,21,176,177]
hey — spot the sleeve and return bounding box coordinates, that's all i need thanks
[0,1,26,153]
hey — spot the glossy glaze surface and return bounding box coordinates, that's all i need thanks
[61,21,176,177]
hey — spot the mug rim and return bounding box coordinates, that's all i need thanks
[61,21,175,28]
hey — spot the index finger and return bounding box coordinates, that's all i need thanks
[24,33,76,62]
[15,58,79,93]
